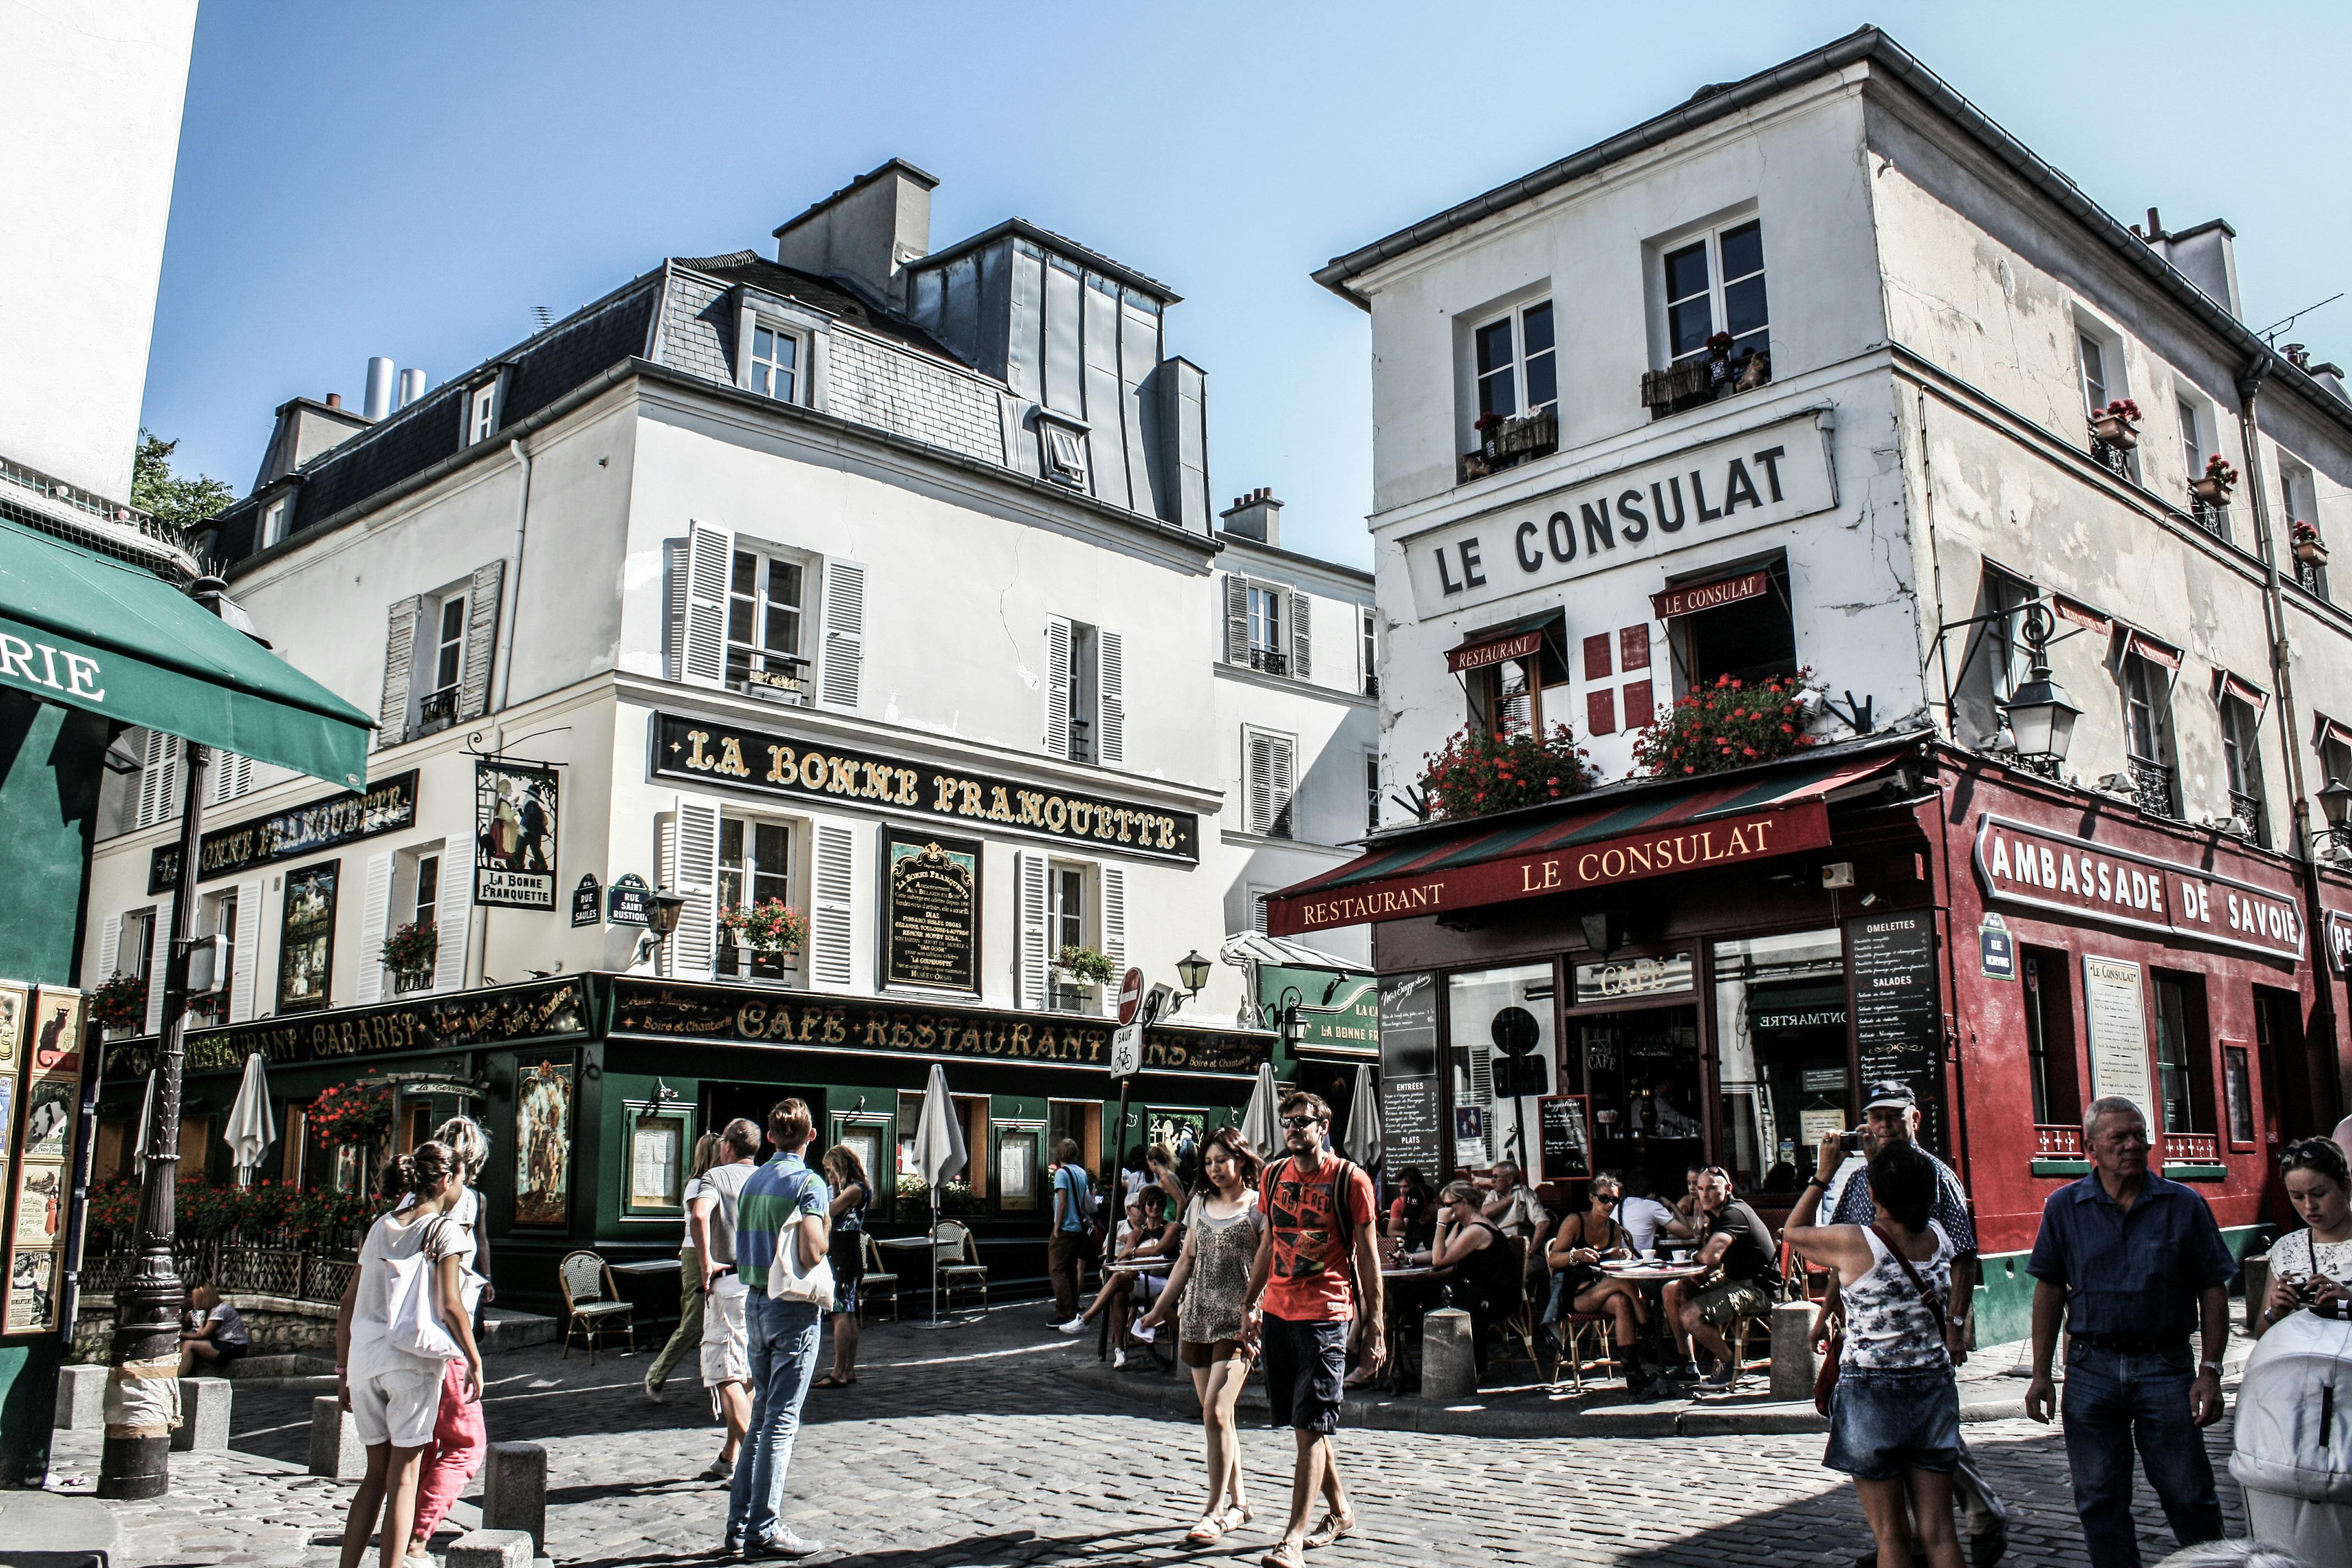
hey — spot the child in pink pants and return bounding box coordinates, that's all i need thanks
[409,1358,486,1557]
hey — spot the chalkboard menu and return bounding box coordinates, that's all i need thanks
[1379,973,1441,1178]
[1538,1095,1592,1183]
[1848,912,1946,1151]
[882,829,981,994]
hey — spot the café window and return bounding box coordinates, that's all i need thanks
[1666,559,1796,694]
[1564,954,1701,1204]
[717,814,801,984]
[1711,928,1846,1193]
[1469,657,1532,738]
[1049,1100,1102,1177]
[2021,947,2079,1130]
[1663,219,1768,364]
[1446,963,1555,1172]
[1953,566,2037,749]
[2150,972,2212,1136]
[726,546,810,704]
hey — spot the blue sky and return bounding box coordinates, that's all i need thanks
[144,2,2352,568]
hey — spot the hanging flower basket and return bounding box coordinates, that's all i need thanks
[1054,945,1116,986]
[306,1081,393,1150]
[381,921,438,985]
[2291,520,2328,566]
[89,972,146,1033]
[1417,723,1598,820]
[2089,399,2141,449]
[717,899,809,955]
[1631,669,1820,778]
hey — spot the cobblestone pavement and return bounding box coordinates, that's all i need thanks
[66,1302,2248,1568]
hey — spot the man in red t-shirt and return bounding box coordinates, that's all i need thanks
[1243,1091,1383,1568]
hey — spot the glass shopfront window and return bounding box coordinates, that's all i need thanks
[1446,963,1555,1171]
[1560,981,1703,1205]
[1712,928,1848,1194]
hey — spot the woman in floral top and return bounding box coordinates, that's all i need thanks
[2260,1137,2352,1334]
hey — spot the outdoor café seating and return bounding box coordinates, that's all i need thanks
[931,1219,988,1312]
[859,1231,901,1322]
[1555,1311,1621,1391]
[557,1249,637,1365]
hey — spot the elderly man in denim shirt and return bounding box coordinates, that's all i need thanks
[2025,1096,2235,1568]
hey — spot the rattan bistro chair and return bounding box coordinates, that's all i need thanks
[1554,1311,1621,1392]
[1489,1236,1550,1384]
[931,1221,988,1312]
[859,1232,901,1323]
[557,1250,636,1365]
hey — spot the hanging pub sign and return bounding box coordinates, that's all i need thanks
[881,828,981,995]
[104,976,591,1079]
[649,711,1199,863]
[570,874,602,928]
[149,769,418,894]
[1651,568,1771,621]
[606,873,652,928]
[475,761,558,910]
[1972,813,2304,962]
[276,861,339,1016]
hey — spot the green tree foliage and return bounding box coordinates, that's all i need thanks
[130,429,234,531]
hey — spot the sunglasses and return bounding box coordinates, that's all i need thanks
[1281,1115,1326,1130]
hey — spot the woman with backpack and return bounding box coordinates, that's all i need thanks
[334,1142,484,1568]
[1785,1133,1966,1568]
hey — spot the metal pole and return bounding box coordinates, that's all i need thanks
[98,737,206,1499]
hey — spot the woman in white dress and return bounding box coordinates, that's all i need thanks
[2259,1137,2352,1334]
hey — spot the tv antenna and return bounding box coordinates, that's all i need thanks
[2257,292,2342,346]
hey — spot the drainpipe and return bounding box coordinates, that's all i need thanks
[2238,360,2346,1124]
[467,438,535,990]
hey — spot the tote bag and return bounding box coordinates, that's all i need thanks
[381,1215,462,1363]
[764,1174,837,1310]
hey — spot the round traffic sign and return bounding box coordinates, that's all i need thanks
[1117,966,1146,1026]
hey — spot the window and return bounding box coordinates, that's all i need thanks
[2280,454,2329,601]
[2121,650,2179,816]
[1245,727,1296,839]
[2220,695,2269,847]
[1246,586,1286,675]
[2021,948,2078,1129]
[2078,333,2111,416]
[1049,864,1088,1011]
[416,592,467,732]
[1663,220,1767,363]
[395,849,439,992]
[1474,300,1556,420]
[1365,750,1381,835]
[1359,608,1379,698]
[120,908,155,987]
[208,890,239,1010]
[726,547,808,703]
[260,497,289,549]
[1043,424,1087,484]
[749,324,798,402]
[2223,1043,2255,1146]
[466,383,498,445]
[2177,397,2203,487]
[1065,623,1098,763]
[717,815,796,982]
[2323,732,2352,800]
[1669,559,1796,693]
[2150,973,2211,1135]
[1954,567,2036,748]
[1470,657,1533,738]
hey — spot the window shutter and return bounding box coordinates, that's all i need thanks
[432,834,473,994]
[819,558,866,710]
[1223,574,1248,665]
[138,729,181,829]
[666,796,721,980]
[356,852,393,1005]
[1098,865,1126,1017]
[1016,848,1050,1009]
[1246,731,1271,835]
[810,823,856,991]
[458,559,505,721]
[1248,731,1296,839]
[144,906,170,1035]
[1289,591,1312,682]
[379,597,421,744]
[1250,890,1270,935]
[662,537,689,682]
[680,523,734,690]
[208,752,252,806]
[1098,630,1125,765]
[99,913,122,982]
[228,878,262,1023]
[1045,617,1072,757]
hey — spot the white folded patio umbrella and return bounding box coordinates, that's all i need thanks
[1342,1061,1382,1170]
[1239,1062,1282,1160]
[908,1063,968,1327]
[132,1070,155,1182]
[224,1052,274,1187]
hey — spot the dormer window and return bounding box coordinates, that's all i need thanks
[1043,425,1087,485]
[461,371,508,448]
[260,496,290,549]
[750,325,799,402]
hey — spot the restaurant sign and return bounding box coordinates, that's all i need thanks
[1271,805,1830,937]
[609,979,1264,1077]
[1446,630,1544,674]
[1651,569,1770,622]
[650,711,1199,863]
[883,829,981,995]
[1972,814,2303,962]
[104,977,590,1078]
[2329,911,2352,977]
[1256,963,1379,1056]
[149,770,419,893]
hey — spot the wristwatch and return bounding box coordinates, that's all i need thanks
[2199,1359,2223,1376]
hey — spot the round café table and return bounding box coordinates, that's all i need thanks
[1597,1260,1707,1371]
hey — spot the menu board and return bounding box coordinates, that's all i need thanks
[1538,1095,1592,1183]
[881,829,981,995]
[6,986,82,1335]
[2082,956,2154,1112]
[1847,913,1946,1152]
[1378,973,1441,1179]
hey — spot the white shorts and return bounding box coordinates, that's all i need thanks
[701,1272,750,1412]
[349,1367,440,1449]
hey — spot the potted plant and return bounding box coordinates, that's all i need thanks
[718,899,809,960]
[89,971,146,1035]
[1417,723,1598,820]
[306,1080,393,1150]
[2293,519,2329,566]
[1631,669,1820,778]
[2090,398,2142,448]
[1054,945,1116,986]
[2191,453,2239,506]
[380,921,439,991]
[1473,411,1506,459]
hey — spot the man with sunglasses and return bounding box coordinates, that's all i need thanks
[1658,1167,1779,1390]
[1243,1092,1384,1568]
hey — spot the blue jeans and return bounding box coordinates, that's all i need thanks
[2060,1341,2224,1568]
[727,1293,823,1543]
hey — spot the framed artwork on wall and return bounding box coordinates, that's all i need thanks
[513,1055,577,1228]
[277,861,340,1015]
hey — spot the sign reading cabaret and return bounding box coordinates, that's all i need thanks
[1271,805,1828,937]
[1972,814,2305,962]
[150,770,418,893]
[651,712,1199,863]
[1401,414,1836,618]
[609,979,1263,1076]
[105,977,590,1078]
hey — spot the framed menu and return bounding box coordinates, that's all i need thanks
[624,1102,690,1217]
[2082,956,2154,1111]
[1538,1095,1592,1184]
[1378,973,1441,1178]
[1847,913,1946,1151]
[881,829,981,995]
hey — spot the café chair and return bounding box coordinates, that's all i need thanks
[859,1232,901,1323]
[557,1250,637,1366]
[1489,1238,1551,1384]
[932,1220,989,1312]
[1554,1311,1620,1392]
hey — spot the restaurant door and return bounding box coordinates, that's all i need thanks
[701,1079,827,1156]
[1561,1004,1704,1204]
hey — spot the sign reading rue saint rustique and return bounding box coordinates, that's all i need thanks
[150,770,420,893]
[650,712,1199,862]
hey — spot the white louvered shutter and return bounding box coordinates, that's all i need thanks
[666,797,721,979]
[819,559,865,710]
[99,913,122,983]
[1289,591,1312,682]
[680,524,733,689]
[379,597,421,744]
[458,560,505,721]
[1098,865,1127,1017]
[662,537,690,682]
[1223,575,1249,665]
[433,835,474,993]
[356,852,393,1005]
[228,878,262,1023]
[810,823,856,991]
[144,905,170,1035]
[1248,731,1295,839]
[208,752,253,805]
[138,729,181,829]
[1044,617,1071,758]
[1015,848,1050,1009]
[1098,630,1125,765]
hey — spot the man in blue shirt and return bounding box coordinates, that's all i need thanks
[724,1098,832,1560]
[2026,1095,2235,1568]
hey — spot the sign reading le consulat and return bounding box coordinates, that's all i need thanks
[651,711,1199,862]
[150,770,420,894]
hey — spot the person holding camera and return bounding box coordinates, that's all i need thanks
[2257,1137,2352,1335]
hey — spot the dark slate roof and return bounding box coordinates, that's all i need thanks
[670,252,964,362]
[909,218,1179,305]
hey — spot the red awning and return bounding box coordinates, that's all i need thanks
[2122,629,2182,671]
[2318,712,2352,752]
[1265,749,1898,937]
[2213,668,2268,715]
[1651,568,1770,620]
[2052,594,2110,635]
[1446,609,1567,677]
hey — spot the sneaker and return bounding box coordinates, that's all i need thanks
[745,1527,825,1559]
[722,1532,745,1556]
[1130,1320,1157,1343]
[1700,1365,1739,1391]
[643,1374,664,1403]
[704,1455,736,1482]
[1113,1347,1127,1369]
[1055,1315,1089,1335]
[1660,1361,1703,1387]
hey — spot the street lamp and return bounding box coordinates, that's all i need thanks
[1176,949,1212,997]
[630,888,689,970]
[2000,603,2081,774]
[2320,776,2352,855]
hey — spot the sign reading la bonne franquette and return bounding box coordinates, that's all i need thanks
[1401,414,1836,618]
[1972,814,2305,962]
[150,770,420,893]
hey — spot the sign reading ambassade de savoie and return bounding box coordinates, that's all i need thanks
[650,711,1200,862]
[1972,814,2305,962]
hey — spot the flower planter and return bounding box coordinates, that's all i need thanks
[2090,414,2139,449]
[2190,476,2231,506]
[2295,540,2329,567]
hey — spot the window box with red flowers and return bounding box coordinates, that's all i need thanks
[2089,398,2141,449]
[2292,519,2328,567]
[89,971,146,1035]
[381,921,438,993]
[306,1080,393,1150]
[2190,453,2238,507]
[1631,670,1820,778]
[1417,724,1598,820]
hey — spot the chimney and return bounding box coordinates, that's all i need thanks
[1219,487,1282,548]
[2154,218,2242,319]
[253,394,369,491]
[363,356,395,421]
[398,368,427,409]
[773,159,938,311]
[325,393,341,409]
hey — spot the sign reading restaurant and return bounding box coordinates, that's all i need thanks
[1401,413,1837,618]
[150,770,420,893]
[650,711,1200,862]
[1972,814,2305,962]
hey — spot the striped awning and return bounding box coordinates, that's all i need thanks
[1266,748,1898,937]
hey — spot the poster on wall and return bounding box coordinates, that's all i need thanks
[277,862,339,1015]
[21,1078,72,1162]
[513,1057,575,1227]
[13,1165,62,1247]
[0,981,23,1069]
[2082,956,2155,1112]
[7,1249,56,1334]
[476,762,558,910]
[28,989,83,1074]
[881,829,981,994]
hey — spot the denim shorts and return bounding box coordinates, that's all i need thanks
[1823,1364,1962,1480]
[1261,1314,1348,1435]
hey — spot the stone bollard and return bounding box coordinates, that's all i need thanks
[1420,1308,1477,1401]
[483,1441,547,1554]
[172,1376,232,1451]
[446,1530,535,1568]
[55,1363,106,1430]
[2243,1253,2271,1336]
[1768,1299,1821,1402]
[309,1394,366,1479]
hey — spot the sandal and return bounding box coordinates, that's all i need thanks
[1304,1511,1355,1549]
[810,1374,854,1389]
[1221,1504,1253,1532]
[1184,1517,1224,1546]
[1260,1544,1305,1568]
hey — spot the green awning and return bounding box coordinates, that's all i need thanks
[0,521,371,789]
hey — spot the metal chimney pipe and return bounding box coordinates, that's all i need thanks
[398,368,427,409]
[363,357,395,420]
